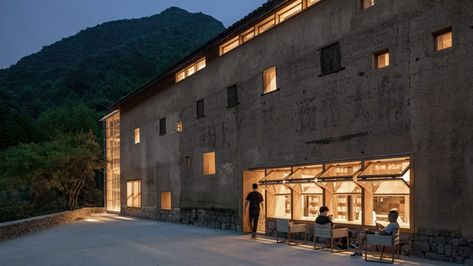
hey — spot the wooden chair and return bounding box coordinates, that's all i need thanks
[364,228,400,264]
[275,219,307,246]
[313,223,349,253]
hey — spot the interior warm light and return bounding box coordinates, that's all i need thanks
[105,112,120,212]
[175,57,206,83]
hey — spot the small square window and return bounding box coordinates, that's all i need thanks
[263,67,277,94]
[434,28,452,51]
[374,50,390,69]
[134,128,140,144]
[159,118,166,136]
[196,99,205,119]
[203,152,216,175]
[161,192,172,210]
[361,0,374,10]
[176,121,184,133]
[320,42,342,76]
[227,84,239,107]
[196,58,206,71]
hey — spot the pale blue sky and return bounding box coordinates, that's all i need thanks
[0,0,267,69]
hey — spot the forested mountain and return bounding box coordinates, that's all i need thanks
[0,7,225,222]
[0,7,225,149]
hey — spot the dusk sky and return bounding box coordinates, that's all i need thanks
[0,0,267,69]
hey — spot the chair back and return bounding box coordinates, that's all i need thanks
[276,219,289,233]
[393,227,400,245]
[314,222,332,238]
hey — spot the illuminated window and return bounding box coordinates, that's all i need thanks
[220,36,240,55]
[126,180,141,208]
[261,169,292,219]
[320,42,342,76]
[134,128,140,144]
[277,0,303,23]
[307,0,320,7]
[219,0,323,56]
[227,84,239,107]
[203,152,216,175]
[196,99,205,119]
[175,57,206,83]
[196,58,206,71]
[159,117,166,136]
[175,121,184,133]
[263,67,277,94]
[375,50,390,69]
[434,28,452,51]
[105,112,120,212]
[161,192,172,210]
[241,28,255,43]
[361,0,374,10]
[257,15,276,34]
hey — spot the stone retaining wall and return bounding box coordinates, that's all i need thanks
[411,229,473,265]
[122,207,241,231]
[0,207,105,241]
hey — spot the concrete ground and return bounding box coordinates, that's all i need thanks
[0,213,455,266]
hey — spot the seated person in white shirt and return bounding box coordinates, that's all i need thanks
[351,210,400,257]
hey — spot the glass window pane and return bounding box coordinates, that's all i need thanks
[263,66,277,94]
[301,195,323,220]
[220,37,239,55]
[196,58,206,71]
[333,194,362,224]
[373,195,410,228]
[203,152,216,175]
[257,16,276,34]
[436,31,452,51]
[277,1,303,22]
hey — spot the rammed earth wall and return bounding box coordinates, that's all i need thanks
[0,207,104,241]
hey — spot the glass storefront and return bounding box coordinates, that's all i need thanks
[256,156,412,229]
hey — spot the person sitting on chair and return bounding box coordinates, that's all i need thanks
[315,206,346,248]
[351,209,400,257]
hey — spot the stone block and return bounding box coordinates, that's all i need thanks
[414,241,431,252]
[446,244,453,257]
[425,252,448,261]
[455,256,465,264]
[464,258,473,265]
[438,244,445,254]
[411,250,425,259]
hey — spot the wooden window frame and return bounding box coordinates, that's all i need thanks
[433,27,453,52]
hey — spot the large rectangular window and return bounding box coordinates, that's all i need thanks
[361,0,375,10]
[127,180,141,208]
[255,156,412,229]
[203,152,216,175]
[263,67,277,94]
[320,42,342,76]
[105,112,120,212]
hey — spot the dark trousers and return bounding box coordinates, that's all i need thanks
[249,209,260,236]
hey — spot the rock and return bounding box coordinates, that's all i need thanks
[460,239,468,246]
[454,256,465,264]
[464,258,473,266]
[425,252,448,261]
[411,250,425,259]
[401,244,411,256]
[453,238,460,246]
[446,244,453,257]
[438,244,445,254]
[431,244,437,253]
[414,241,431,252]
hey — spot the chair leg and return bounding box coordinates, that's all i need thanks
[330,238,333,253]
[380,246,385,261]
[365,240,368,261]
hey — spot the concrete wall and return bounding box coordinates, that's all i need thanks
[118,0,473,238]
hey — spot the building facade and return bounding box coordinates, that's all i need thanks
[103,0,473,260]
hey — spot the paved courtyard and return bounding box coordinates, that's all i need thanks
[0,213,455,266]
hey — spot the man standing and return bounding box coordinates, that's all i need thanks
[245,183,264,239]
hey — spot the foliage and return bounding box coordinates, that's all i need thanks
[0,132,102,222]
[0,7,225,221]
